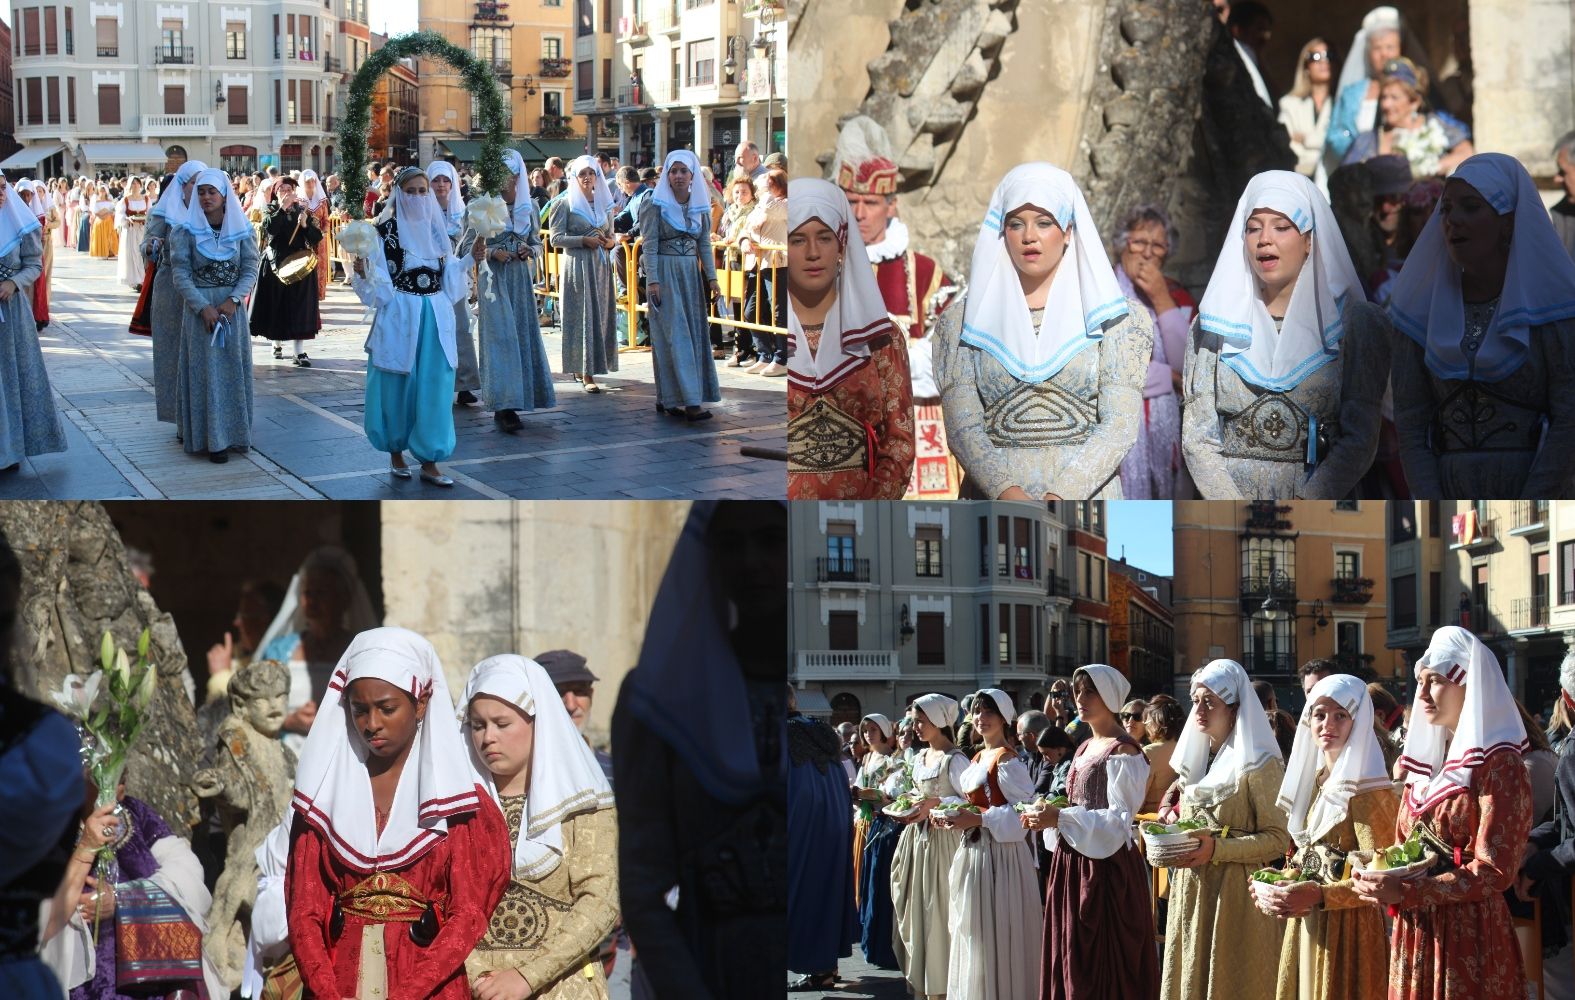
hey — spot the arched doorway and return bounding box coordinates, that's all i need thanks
[830,692,861,729]
[219,145,258,174]
[311,144,321,173]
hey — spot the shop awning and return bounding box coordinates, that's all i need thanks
[439,138,591,165]
[438,139,482,162]
[81,142,169,163]
[791,687,833,716]
[0,143,65,170]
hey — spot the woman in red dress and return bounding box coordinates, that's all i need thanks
[786,177,915,499]
[1352,625,1533,999]
[285,626,510,1000]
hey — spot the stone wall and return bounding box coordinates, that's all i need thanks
[378,501,690,750]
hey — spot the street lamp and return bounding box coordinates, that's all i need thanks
[722,37,738,81]
[898,603,915,645]
[753,6,777,154]
[1259,570,1292,622]
[1310,599,1329,631]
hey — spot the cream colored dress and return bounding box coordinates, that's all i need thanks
[1161,759,1292,1000]
[465,798,620,1000]
[889,747,968,999]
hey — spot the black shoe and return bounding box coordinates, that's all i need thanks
[36,320,48,329]
[1,462,19,473]
[293,354,311,368]
[208,450,229,464]
[787,973,836,992]
[456,390,478,406]
[685,408,714,423]
[494,409,523,433]
[273,344,285,360]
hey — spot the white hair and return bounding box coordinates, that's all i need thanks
[1561,649,1575,699]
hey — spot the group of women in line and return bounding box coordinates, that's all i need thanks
[0,149,742,481]
[822,626,1542,1000]
[785,145,1575,501]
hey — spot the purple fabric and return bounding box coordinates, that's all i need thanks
[68,795,178,1000]
[1114,265,1191,399]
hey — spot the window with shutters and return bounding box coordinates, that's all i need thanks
[227,22,246,59]
[1015,605,1033,664]
[95,17,117,57]
[160,19,183,59]
[685,38,714,87]
[1562,541,1575,605]
[300,80,314,123]
[828,611,858,651]
[44,7,57,55]
[66,76,75,123]
[64,8,72,54]
[915,527,942,577]
[163,85,184,115]
[1013,518,1032,579]
[23,9,40,57]
[45,76,58,124]
[979,604,989,664]
[97,83,119,124]
[227,87,247,124]
[24,78,42,125]
[998,604,1010,664]
[916,613,945,666]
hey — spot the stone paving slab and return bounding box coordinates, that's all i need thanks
[0,247,785,500]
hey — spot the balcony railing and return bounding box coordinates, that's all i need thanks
[474,0,509,21]
[1242,652,1298,675]
[1461,602,1498,635]
[794,650,900,682]
[816,557,870,584]
[97,46,118,57]
[686,72,715,88]
[540,57,572,78]
[1049,654,1076,675]
[326,55,343,73]
[1511,596,1551,631]
[1241,574,1296,600]
[1512,501,1549,533]
[1332,652,1377,678]
[141,114,213,132]
[154,46,195,65]
[1331,576,1375,604]
[1047,574,1072,598]
[488,58,512,77]
[616,85,648,108]
[538,113,574,137]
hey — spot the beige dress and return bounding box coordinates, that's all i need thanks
[889,747,968,998]
[1161,759,1291,1000]
[465,797,620,1000]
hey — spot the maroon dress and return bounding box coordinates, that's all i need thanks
[1040,734,1159,1000]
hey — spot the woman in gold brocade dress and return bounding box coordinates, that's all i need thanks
[299,170,333,301]
[461,654,620,1000]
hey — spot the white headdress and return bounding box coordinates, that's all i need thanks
[565,155,615,228]
[289,627,484,872]
[502,149,536,234]
[423,160,465,237]
[1172,659,1283,809]
[914,693,959,732]
[651,149,712,233]
[974,688,1017,725]
[785,178,898,394]
[0,179,41,257]
[178,168,250,261]
[1198,170,1362,390]
[459,654,615,881]
[1397,626,1528,814]
[1074,664,1132,717]
[375,166,449,262]
[1388,153,1575,382]
[960,162,1129,383]
[1276,673,1393,847]
[298,169,326,212]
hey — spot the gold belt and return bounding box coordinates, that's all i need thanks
[337,871,432,923]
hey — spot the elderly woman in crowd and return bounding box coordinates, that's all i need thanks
[1388,153,1575,498]
[1025,666,1158,999]
[168,169,259,463]
[1110,204,1193,498]
[1352,627,1533,999]
[1253,674,1397,1000]
[1326,7,1409,166]
[1161,660,1290,1000]
[1183,170,1392,499]
[786,178,914,499]
[935,162,1151,500]
[1342,58,1473,179]
[1280,38,1336,190]
[551,155,621,395]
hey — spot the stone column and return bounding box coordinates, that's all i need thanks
[1507,638,1528,701]
[618,115,630,163]
[693,105,711,157]
[653,109,669,162]
[1470,0,1575,175]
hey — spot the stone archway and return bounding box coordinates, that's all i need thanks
[339,30,510,218]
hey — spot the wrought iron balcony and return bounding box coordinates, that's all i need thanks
[1331,576,1375,604]
[154,46,196,65]
[1332,652,1377,677]
[326,55,343,74]
[474,0,510,22]
[540,57,572,78]
[1241,574,1296,600]
[1242,652,1298,674]
[1511,596,1550,631]
[1047,574,1072,598]
[1511,501,1549,535]
[488,58,512,78]
[538,113,575,137]
[815,557,870,584]
[97,45,118,58]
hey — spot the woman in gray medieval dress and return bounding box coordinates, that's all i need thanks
[639,149,722,422]
[1388,152,1575,498]
[426,159,483,407]
[0,175,65,472]
[1183,170,1391,499]
[142,159,207,430]
[168,168,259,463]
[934,161,1151,500]
[473,148,555,434]
[550,154,620,394]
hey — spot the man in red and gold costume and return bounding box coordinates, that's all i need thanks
[832,116,961,498]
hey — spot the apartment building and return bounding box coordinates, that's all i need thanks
[3,0,372,178]
[1174,501,1396,709]
[789,500,1067,727]
[415,0,585,167]
[368,31,418,166]
[0,22,15,164]
[1108,560,1175,698]
[1387,500,1575,712]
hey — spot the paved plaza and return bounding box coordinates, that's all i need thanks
[0,248,786,500]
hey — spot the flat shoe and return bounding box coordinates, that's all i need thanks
[456,390,478,405]
[209,450,229,463]
[584,382,602,393]
[685,409,713,423]
[725,357,746,368]
[389,465,413,479]
[420,471,455,487]
[761,362,788,377]
[293,354,312,368]
[272,345,284,359]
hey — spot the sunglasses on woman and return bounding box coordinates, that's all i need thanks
[1118,712,1140,723]
[1306,51,1329,64]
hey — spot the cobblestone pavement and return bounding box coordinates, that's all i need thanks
[1,247,785,499]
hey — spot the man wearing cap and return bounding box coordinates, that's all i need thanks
[831,114,961,499]
[535,649,614,783]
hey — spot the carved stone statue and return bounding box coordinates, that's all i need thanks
[192,658,296,991]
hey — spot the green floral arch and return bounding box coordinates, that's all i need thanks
[340,30,508,220]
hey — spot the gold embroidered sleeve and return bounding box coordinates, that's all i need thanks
[514,807,621,992]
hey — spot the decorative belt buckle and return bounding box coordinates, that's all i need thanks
[789,398,868,474]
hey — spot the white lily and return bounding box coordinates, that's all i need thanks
[114,648,132,692]
[133,665,158,711]
[51,672,102,720]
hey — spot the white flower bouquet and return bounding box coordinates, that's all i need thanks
[465,194,510,303]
